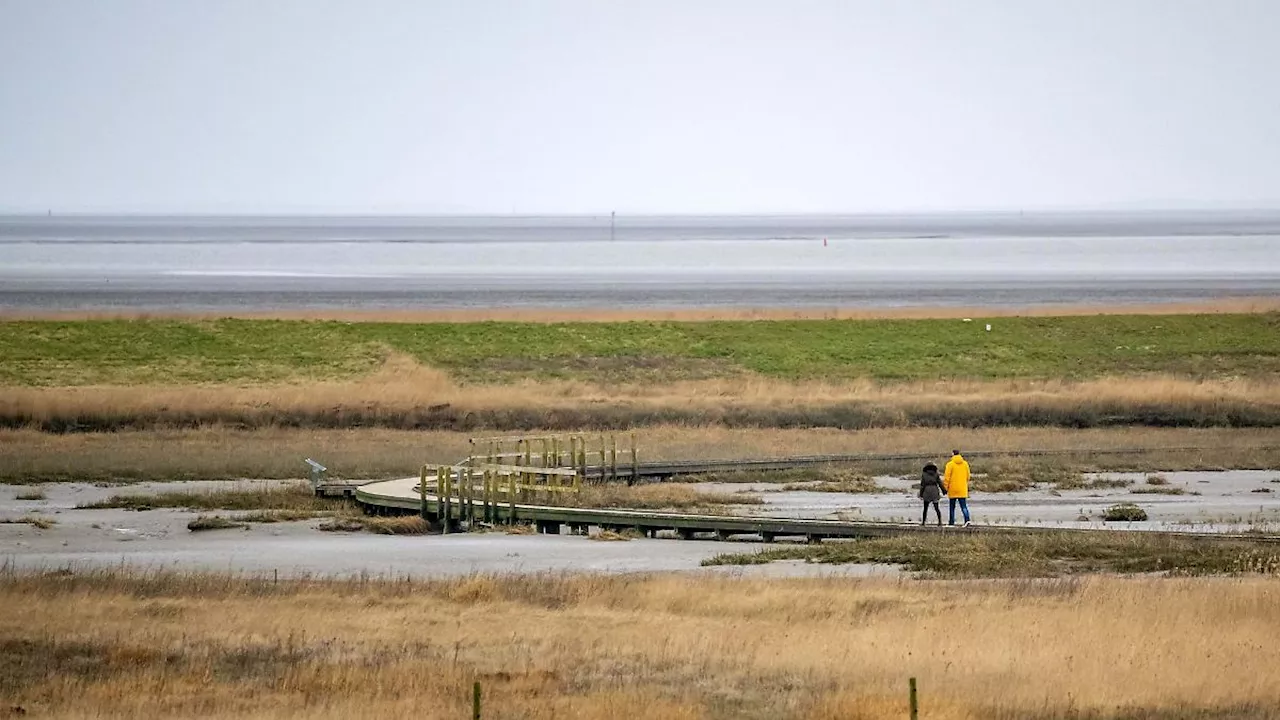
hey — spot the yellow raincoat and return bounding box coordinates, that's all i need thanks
[944,454,970,498]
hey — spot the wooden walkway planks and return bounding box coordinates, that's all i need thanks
[354,476,1280,545]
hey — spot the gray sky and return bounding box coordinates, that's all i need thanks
[1,0,1278,214]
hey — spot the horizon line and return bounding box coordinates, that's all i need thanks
[5,206,1280,220]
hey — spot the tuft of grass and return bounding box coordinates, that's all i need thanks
[234,509,340,523]
[590,528,642,542]
[14,489,46,501]
[1055,475,1135,491]
[1131,486,1187,495]
[1,515,56,529]
[970,475,1038,492]
[970,463,1097,493]
[316,517,366,533]
[702,531,1280,577]
[361,516,430,535]
[1102,503,1149,522]
[1146,474,1170,485]
[316,514,430,535]
[0,515,56,529]
[186,515,247,531]
[781,473,886,493]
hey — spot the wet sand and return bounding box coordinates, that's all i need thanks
[3,471,1277,579]
[0,481,893,579]
[714,469,1280,532]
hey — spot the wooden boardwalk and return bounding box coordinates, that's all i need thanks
[354,476,1280,545]
[584,446,1275,482]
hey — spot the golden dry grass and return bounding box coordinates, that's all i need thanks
[2,570,1279,719]
[7,350,1280,431]
[5,295,1277,322]
[2,425,1278,483]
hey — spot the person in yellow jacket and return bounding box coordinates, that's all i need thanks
[943,449,972,526]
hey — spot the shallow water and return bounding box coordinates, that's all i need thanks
[3,471,1277,578]
[3,213,1278,311]
[705,469,1280,533]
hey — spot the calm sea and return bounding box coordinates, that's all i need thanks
[2,212,1278,312]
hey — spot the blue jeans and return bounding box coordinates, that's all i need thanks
[949,498,971,525]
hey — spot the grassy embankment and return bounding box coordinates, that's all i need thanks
[3,568,1280,719]
[2,314,1278,483]
[2,314,1279,431]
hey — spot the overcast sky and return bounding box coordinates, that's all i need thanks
[1,1,1278,214]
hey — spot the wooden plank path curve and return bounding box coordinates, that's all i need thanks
[355,475,1280,545]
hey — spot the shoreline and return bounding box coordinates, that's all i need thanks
[2,295,1277,323]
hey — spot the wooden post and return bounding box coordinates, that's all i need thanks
[508,471,517,522]
[909,677,918,720]
[610,434,618,482]
[462,467,472,524]
[471,467,480,523]
[489,469,497,522]
[472,680,481,720]
[440,466,451,534]
[599,434,606,483]
[515,453,525,503]
[456,466,465,524]
[483,470,492,523]
[630,432,638,487]
[468,467,476,523]
[419,465,429,520]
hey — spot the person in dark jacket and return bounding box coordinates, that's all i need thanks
[919,462,944,526]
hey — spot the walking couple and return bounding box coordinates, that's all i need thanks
[918,450,972,527]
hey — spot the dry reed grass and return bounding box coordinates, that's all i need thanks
[77,483,340,511]
[0,516,55,529]
[2,568,1279,719]
[313,514,430,535]
[704,532,1280,577]
[3,425,1278,484]
[186,515,247,532]
[6,295,1277,323]
[6,351,1280,431]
